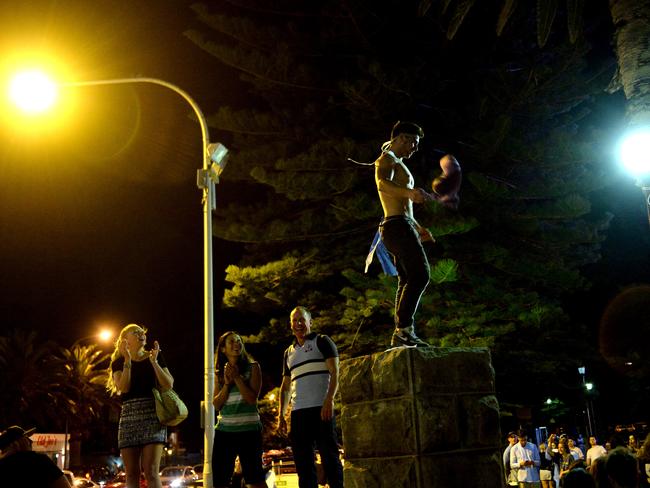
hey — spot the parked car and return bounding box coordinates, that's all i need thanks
[192,463,204,480]
[159,465,198,487]
[72,477,100,488]
[63,470,75,485]
[70,464,115,485]
[105,471,147,488]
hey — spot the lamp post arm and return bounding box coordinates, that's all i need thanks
[62,77,216,488]
[61,78,210,170]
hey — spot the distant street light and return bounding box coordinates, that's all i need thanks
[6,71,225,488]
[618,129,650,226]
[71,328,115,349]
[578,366,595,437]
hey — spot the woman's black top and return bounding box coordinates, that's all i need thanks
[110,352,167,401]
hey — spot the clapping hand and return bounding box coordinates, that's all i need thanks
[224,362,239,384]
[119,339,131,361]
[149,340,160,364]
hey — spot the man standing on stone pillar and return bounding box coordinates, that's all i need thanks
[277,306,344,488]
[375,120,461,348]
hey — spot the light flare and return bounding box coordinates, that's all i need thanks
[619,129,650,177]
[8,69,58,113]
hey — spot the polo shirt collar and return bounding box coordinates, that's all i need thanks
[293,332,317,346]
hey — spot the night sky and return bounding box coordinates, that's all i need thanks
[0,0,245,446]
[1,0,649,448]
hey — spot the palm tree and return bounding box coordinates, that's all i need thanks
[0,329,65,428]
[0,331,118,458]
[53,343,120,458]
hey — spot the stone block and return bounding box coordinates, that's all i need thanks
[339,355,373,404]
[370,347,412,399]
[344,457,418,488]
[416,395,460,452]
[411,347,495,394]
[420,451,504,488]
[341,399,416,458]
[458,395,501,448]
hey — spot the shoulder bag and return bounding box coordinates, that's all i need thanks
[152,387,188,426]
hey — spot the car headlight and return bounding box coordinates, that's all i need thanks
[171,479,182,488]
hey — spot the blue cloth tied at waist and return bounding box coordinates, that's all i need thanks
[365,229,397,276]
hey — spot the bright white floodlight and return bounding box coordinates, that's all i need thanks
[619,130,650,177]
[8,70,58,113]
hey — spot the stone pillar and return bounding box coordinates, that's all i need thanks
[339,347,503,488]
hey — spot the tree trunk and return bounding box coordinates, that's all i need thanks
[609,0,650,125]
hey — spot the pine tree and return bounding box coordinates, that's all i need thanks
[185,1,614,399]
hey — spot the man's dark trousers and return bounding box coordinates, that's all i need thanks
[290,406,343,488]
[380,216,430,329]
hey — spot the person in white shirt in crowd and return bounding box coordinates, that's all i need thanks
[568,438,584,460]
[585,436,608,469]
[511,429,541,487]
[504,432,519,486]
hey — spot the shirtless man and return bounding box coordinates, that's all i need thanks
[375,121,459,347]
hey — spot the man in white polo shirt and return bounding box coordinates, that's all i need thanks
[277,306,343,488]
[586,436,607,468]
[510,429,541,487]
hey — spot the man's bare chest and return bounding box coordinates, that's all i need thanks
[393,161,414,188]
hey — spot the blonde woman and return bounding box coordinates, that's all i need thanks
[106,324,173,488]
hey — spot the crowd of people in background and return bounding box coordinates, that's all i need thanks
[1,311,647,488]
[503,428,650,488]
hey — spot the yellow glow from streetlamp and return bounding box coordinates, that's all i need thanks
[8,70,58,113]
[98,329,114,343]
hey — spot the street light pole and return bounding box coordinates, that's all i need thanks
[640,183,650,226]
[61,78,219,488]
[577,366,594,438]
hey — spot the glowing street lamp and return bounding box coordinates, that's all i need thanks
[71,328,115,349]
[8,69,58,113]
[618,129,650,226]
[577,366,595,437]
[7,71,225,488]
[98,328,114,344]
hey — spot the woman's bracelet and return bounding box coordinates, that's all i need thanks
[123,363,132,369]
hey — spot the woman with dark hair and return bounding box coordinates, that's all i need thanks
[107,324,173,488]
[547,439,578,487]
[212,331,266,488]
